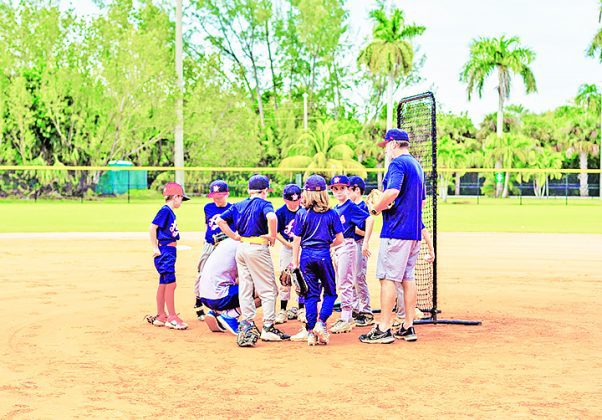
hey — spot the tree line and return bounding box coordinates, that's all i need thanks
[0,0,600,197]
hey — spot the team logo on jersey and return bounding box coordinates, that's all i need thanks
[340,215,346,224]
[169,221,179,237]
[208,214,220,231]
[284,219,295,237]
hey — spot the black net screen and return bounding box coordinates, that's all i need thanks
[397,92,437,316]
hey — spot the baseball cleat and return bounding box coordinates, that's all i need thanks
[307,332,317,346]
[260,324,291,341]
[205,310,225,332]
[165,315,188,330]
[286,307,299,320]
[274,309,288,325]
[354,313,375,327]
[290,327,309,342]
[217,314,239,336]
[393,324,418,342]
[330,318,354,334]
[313,321,330,345]
[237,320,260,347]
[359,326,394,344]
[297,308,307,324]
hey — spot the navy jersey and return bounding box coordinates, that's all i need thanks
[292,208,343,250]
[276,204,299,242]
[220,197,274,237]
[204,202,233,244]
[334,199,370,239]
[353,200,369,240]
[381,154,426,240]
[152,205,180,246]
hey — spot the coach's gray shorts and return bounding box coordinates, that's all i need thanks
[376,238,421,282]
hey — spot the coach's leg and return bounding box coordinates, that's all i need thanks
[379,279,397,331]
[402,240,421,328]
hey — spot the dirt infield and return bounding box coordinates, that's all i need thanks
[1,232,601,418]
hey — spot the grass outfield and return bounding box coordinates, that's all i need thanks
[1,195,601,233]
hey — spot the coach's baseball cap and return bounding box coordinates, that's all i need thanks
[304,174,327,191]
[248,174,273,192]
[329,175,350,188]
[378,128,410,147]
[163,182,190,201]
[207,180,229,197]
[283,184,302,201]
[348,176,366,193]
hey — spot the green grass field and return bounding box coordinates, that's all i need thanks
[1,195,601,233]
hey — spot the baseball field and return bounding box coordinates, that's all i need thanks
[1,199,602,418]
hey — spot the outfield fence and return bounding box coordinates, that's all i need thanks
[0,166,600,203]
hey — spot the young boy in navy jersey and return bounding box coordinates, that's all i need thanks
[217,174,290,347]
[274,184,304,325]
[291,175,344,346]
[347,176,374,327]
[329,175,372,334]
[145,182,190,330]
[193,180,232,321]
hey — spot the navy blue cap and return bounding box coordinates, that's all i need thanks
[348,176,366,193]
[304,174,327,192]
[207,180,229,197]
[329,175,350,188]
[248,174,273,191]
[283,184,302,201]
[378,128,410,147]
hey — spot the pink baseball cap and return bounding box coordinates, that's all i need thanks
[163,182,190,200]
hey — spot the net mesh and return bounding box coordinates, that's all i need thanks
[397,92,437,315]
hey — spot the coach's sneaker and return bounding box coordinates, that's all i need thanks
[359,325,394,344]
[297,308,307,324]
[165,315,188,330]
[313,321,330,345]
[217,314,239,336]
[275,309,288,325]
[144,314,167,327]
[286,307,299,320]
[330,318,354,334]
[354,313,375,328]
[205,310,225,333]
[393,324,418,342]
[260,324,291,341]
[290,327,309,342]
[307,331,317,346]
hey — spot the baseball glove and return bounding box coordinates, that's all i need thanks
[366,189,393,215]
[290,267,309,297]
[212,232,228,245]
[279,269,292,287]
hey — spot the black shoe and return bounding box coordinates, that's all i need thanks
[393,324,417,342]
[195,307,206,321]
[355,313,375,327]
[261,324,291,341]
[358,325,394,344]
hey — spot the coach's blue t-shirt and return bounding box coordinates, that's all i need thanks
[276,205,299,242]
[354,200,369,241]
[220,197,274,237]
[334,199,370,239]
[152,205,180,246]
[381,154,426,240]
[204,202,233,244]
[292,208,343,250]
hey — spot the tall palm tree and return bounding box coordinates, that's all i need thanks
[460,36,537,197]
[278,120,367,178]
[437,135,467,201]
[587,0,602,61]
[358,6,425,131]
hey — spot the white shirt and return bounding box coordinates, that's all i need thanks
[198,238,238,300]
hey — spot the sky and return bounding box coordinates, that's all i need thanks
[65,0,601,123]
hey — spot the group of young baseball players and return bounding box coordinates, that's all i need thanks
[145,128,435,346]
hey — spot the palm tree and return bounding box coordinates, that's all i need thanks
[520,146,563,197]
[460,36,537,197]
[437,135,467,201]
[358,6,425,131]
[278,120,367,178]
[483,133,535,198]
[587,0,602,61]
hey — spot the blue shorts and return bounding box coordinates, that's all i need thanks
[201,285,239,311]
[154,246,176,284]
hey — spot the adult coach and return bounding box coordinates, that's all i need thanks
[359,128,426,344]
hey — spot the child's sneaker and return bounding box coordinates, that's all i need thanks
[307,331,317,346]
[330,318,354,334]
[313,321,330,345]
[260,324,291,341]
[144,314,167,327]
[275,309,287,324]
[165,315,188,330]
[286,307,299,320]
[205,310,225,332]
[290,327,309,342]
[297,308,307,324]
[217,313,239,336]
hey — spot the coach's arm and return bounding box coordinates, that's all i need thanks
[373,188,399,214]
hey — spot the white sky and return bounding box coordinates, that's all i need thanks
[64,0,601,123]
